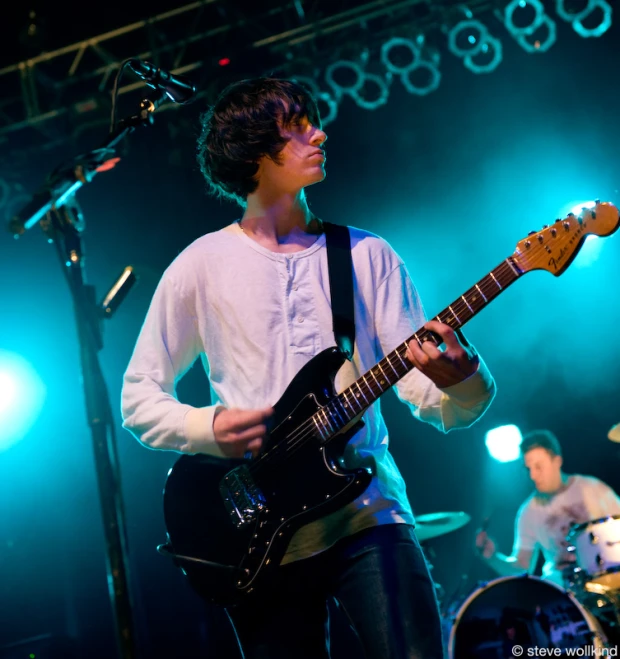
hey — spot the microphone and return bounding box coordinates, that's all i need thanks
[128,59,197,104]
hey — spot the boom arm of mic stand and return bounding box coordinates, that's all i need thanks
[9,92,168,240]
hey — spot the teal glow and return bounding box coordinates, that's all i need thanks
[0,350,46,452]
[570,200,596,215]
[485,424,523,463]
[565,200,602,267]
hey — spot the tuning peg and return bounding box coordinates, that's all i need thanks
[595,199,600,204]
[542,224,548,229]
[567,212,575,217]
[555,218,562,223]
[528,230,536,236]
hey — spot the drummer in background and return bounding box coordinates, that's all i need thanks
[476,429,620,586]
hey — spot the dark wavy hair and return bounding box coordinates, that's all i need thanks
[197,77,321,205]
[521,429,562,458]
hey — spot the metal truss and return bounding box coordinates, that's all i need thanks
[0,0,496,165]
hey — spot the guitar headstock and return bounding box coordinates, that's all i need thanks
[512,202,620,276]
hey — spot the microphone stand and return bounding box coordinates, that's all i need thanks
[10,91,168,659]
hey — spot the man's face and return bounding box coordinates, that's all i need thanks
[524,447,563,493]
[257,116,327,193]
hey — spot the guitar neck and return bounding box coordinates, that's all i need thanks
[315,257,523,438]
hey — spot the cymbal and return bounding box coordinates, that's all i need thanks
[414,511,471,542]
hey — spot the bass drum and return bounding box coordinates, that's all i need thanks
[448,575,608,659]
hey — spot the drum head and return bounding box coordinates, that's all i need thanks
[449,575,605,659]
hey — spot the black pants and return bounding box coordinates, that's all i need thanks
[225,524,444,659]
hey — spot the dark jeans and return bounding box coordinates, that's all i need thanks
[225,523,444,659]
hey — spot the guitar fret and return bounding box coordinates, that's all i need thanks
[363,373,378,397]
[448,305,461,325]
[489,272,502,290]
[312,416,327,441]
[475,284,488,303]
[395,349,409,369]
[376,362,390,386]
[369,368,383,391]
[344,388,363,414]
[461,295,474,314]
[339,395,354,421]
[355,381,370,405]
[333,392,351,425]
[330,400,346,426]
[321,407,336,434]
[505,258,520,277]
[350,387,364,412]
[385,354,400,378]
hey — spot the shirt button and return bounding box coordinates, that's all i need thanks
[297,316,304,323]
[286,254,293,260]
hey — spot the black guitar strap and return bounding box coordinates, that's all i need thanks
[323,221,355,361]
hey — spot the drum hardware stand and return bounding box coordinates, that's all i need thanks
[8,90,171,659]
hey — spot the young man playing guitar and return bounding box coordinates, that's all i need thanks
[122,78,496,659]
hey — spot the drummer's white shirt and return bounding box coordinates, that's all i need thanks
[513,475,620,585]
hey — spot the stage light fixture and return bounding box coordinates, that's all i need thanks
[485,424,523,463]
[350,73,390,110]
[503,0,558,52]
[380,36,441,96]
[0,350,46,452]
[555,0,612,38]
[464,36,503,74]
[291,75,339,126]
[448,19,503,74]
[325,60,391,112]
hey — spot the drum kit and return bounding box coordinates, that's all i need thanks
[415,512,620,658]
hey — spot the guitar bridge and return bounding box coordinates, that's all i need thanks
[219,465,266,529]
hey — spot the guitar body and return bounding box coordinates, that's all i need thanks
[163,347,372,606]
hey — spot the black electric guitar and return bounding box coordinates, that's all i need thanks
[162,203,619,605]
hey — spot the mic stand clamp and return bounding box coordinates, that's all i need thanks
[9,91,168,239]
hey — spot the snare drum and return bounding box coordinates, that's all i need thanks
[448,575,608,658]
[567,515,620,592]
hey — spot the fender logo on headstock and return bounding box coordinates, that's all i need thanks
[548,220,587,272]
[548,245,568,272]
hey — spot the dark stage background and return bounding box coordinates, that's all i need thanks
[1,2,619,657]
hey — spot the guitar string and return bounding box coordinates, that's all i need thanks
[251,214,592,474]
[247,257,522,476]
[248,258,521,476]
[249,261,517,476]
[256,215,597,472]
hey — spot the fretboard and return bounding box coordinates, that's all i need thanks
[311,257,522,441]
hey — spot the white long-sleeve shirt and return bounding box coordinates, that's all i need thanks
[122,223,496,562]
